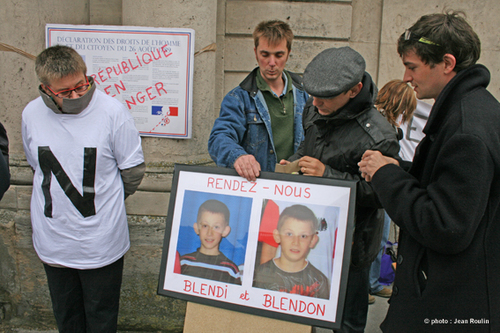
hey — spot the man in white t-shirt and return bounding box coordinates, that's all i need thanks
[22,45,145,332]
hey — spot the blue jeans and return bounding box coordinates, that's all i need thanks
[43,257,124,333]
[369,212,391,294]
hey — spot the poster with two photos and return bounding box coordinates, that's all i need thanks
[158,164,356,329]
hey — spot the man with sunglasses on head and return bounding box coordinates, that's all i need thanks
[22,45,145,332]
[359,11,500,332]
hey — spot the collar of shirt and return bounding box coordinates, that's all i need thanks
[256,71,292,97]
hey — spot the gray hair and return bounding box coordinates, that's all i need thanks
[35,45,87,85]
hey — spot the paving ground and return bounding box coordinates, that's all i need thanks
[314,293,390,333]
[1,296,390,333]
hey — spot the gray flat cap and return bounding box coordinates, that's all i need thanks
[303,46,366,98]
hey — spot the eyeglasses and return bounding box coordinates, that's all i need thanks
[404,29,440,46]
[46,77,90,98]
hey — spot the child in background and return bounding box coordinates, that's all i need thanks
[375,79,417,131]
[369,79,416,303]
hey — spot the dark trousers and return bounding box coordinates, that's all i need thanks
[337,264,370,333]
[43,257,124,333]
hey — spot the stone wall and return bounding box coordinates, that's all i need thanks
[0,0,499,331]
[0,0,216,330]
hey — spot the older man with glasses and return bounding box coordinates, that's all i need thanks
[22,45,145,332]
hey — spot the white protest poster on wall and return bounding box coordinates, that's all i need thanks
[46,24,194,138]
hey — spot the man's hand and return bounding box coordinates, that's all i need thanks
[298,156,325,177]
[358,150,399,182]
[234,154,261,182]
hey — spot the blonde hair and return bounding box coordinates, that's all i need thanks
[375,80,417,127]
[253,20,294,52]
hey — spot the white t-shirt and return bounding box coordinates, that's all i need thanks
[22,89,144,269]
[399,100,432,161]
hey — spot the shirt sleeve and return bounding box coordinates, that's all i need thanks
[208,90,251,168]
[112,114,144,171]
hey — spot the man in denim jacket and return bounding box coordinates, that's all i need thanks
[208,20,308,181]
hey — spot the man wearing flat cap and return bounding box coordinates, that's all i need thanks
[283,46,399,332]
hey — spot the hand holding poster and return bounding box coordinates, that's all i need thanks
[46,24,194,138]
[158,165,356,329]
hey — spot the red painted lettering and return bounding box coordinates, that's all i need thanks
[97,68,106,83]
[299,300,307,312]
[113,65,122,76]
[280,297,288,311]
[136,91,146,103]
[216,286,225,298]
[142,52,153,64]
[103,85,113,96]
[208,284,216,296]
[274,184,311,199]
[105,67,113,79]
[261,295,326,316]
[128,58,139,70]
[135,53,142,67]
[121,61,130,74]
[240,290,250,301]
[152,49,162,60]
[275,184,284,196]
[182,279,228,300]
[207,177,261,194]
[272,296,279,310]
[317,303,325,316]
[125,96,136,109]
[200,283,207,295]
[146,86,156,100]
[290,298,298,312]
[183,280,192,292]
[192,281,199,294]
[263,294,272,307]
[161,44,173,58]
[207,177,215,187]
[155,82,167,96]
[115,80,126,94]
[90,74,99,85]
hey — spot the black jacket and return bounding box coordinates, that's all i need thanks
[373,65,500,333]
[290,73,400,268]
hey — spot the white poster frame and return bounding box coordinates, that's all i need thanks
[46,24,194,138]
[158,165,357,330]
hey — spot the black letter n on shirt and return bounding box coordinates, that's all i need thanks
[38,146,96,218]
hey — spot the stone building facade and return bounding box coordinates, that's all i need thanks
[0,0,498,330]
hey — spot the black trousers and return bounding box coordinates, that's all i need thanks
[43,257,124,333]
[338,264,370,333]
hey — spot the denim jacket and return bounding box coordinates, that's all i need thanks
[208,68,308,172]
